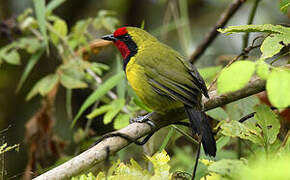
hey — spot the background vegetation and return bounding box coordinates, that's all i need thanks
[0,0,289,179]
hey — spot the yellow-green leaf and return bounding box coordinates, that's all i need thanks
[3,50,20,65]
[218,24,288,34]
[256,60,270,80]
[71,72,125,128]
[33,0,47,45]
[86,105,111,119]
[217,61,255,93]
[103,99,125,124]
[60,73,87,89]
[199,65,223,82]
[266,69,290,108]
[261,34,285,59]
[47,0,66,12]
[50,18,68,45]
[254,104,280,145]
[113,113,130,129]
[207,107,228,121]
[220,120,263,145]
[26,74,59,100]
[17,49,44,92]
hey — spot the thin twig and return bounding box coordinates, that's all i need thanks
[189,0,247,63]
[270,51,290,65]
[28,27,43,41]
[0,125,12,134]
[242,0,261,58]
[192,139,201,180]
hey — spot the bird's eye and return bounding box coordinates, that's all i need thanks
[123,34,129,41]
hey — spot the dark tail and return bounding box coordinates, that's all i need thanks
[184,105,216,157]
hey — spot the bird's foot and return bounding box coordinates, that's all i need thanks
[130,112,155,128]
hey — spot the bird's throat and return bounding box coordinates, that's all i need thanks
[114,40,137,70]
[114,40,131,59]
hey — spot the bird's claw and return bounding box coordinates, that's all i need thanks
[130,113,155,128]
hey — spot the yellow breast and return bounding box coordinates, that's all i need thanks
[125,57,182,112]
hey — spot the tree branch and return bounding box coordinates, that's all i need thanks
[189,0,247,63]
[33,78,265,180]
[242,0,261,53]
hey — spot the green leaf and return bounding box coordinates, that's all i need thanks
[207,107,228,121]
[256,60,270,80]
[280,0,290,14]
[260,34,285,59]
[217,61,255,93]
[198,65,222,82]
[90,62,110,76]
[50,18,68,45]
[218,24,288,34]
[3,50,20,65]
[216,136,230,150]
[226,96,259,121]
[220,120,263,145]
[46,0,66,12]
[208,159,246,177]
[86,105,111,119]
[254,104,280,145]
[33,0,47,45]
[18,38,42,53]
[58,60,89,89]
[26,74,59,101]
[60,73,87,89]
[71,72,125,128]
[266,69,290,108]
[219,24,290,59]
[17,48,44,92]
[113,113,130,129]
[103,99,125,124]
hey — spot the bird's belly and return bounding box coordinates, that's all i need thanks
[126,63,182,112]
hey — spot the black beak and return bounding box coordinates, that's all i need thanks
[101,34,117,41]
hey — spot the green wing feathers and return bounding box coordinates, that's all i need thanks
[138,43,207,107]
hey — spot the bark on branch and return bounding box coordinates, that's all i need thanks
[33,78,265,180]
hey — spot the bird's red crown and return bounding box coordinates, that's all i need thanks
[114,27,127,37]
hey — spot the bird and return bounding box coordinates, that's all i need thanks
[101,27,216,157]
